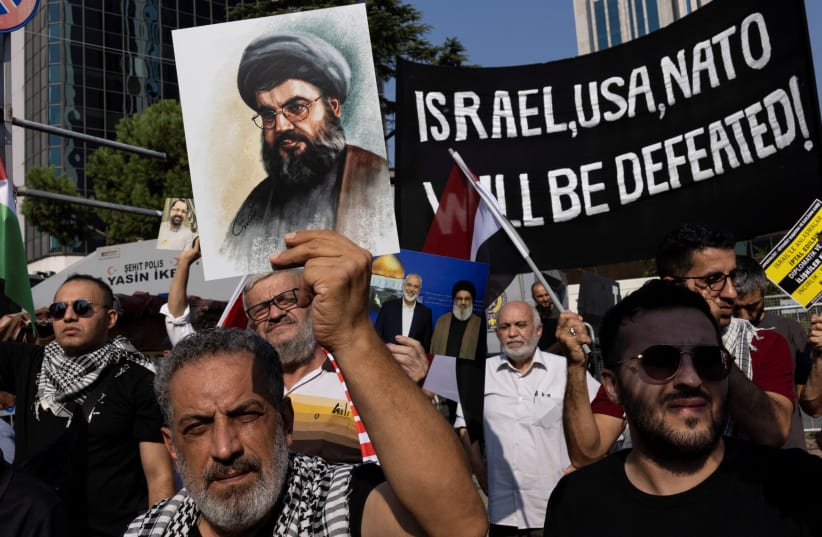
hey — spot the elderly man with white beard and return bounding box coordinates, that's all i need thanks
[454,301,600,537]
[430,280,484,360]
[375,273,433,351]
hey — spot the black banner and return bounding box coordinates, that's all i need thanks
[395,0,822,269]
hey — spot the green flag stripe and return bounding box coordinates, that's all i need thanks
[0,202,36,316]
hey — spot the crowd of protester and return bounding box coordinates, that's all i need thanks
[1,222,822,536]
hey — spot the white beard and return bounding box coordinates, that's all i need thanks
[502,339,538,363]
[452,305,472,322]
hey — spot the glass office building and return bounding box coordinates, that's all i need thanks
[573,0,712,55]
[22,1,252,262]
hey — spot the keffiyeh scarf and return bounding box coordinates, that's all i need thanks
[35,335,154,424]
[721,317,762,437]
[722,316,760,380]
[124,452,356,537]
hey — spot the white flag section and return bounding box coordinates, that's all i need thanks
[470,187,501,262]
[450,149,530,261]
[422,355,461,404]
[0,155,35,319]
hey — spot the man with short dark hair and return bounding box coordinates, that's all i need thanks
[561,224,795,468]
[126,231,488,537]
[158,199,195,251]
[545,280,822,535]
[222,31,395,272]
[375,273,433,350]
[0,274,175,536]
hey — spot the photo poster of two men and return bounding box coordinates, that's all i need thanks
[156,197,197,251]
[172,4,399,280]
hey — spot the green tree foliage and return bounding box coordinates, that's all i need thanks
[433,37,470,68]
[86,99,191,244]
[228,0,469,118]
[20,166,94,247]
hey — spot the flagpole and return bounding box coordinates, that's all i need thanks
[449,149,592,354]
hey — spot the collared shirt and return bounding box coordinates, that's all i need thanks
[457,349,600,529]
[401,300,415,337]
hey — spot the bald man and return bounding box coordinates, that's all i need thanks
[455,300,599,537]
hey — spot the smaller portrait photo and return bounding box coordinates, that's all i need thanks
[156,197,198,251]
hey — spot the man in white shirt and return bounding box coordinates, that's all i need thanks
[455,300,599,537]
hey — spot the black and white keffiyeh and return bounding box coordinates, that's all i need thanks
[124,452,356,537]
[722,317,763,437]
[722,316,760,381]
[35,335,154,423]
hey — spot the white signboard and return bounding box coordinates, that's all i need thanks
[32,240,241,308]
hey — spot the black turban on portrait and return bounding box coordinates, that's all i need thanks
[236,32,352,110]
[451,280,476,302]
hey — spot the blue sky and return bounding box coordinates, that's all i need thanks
[403,1,822,113]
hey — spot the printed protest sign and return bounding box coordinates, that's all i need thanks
[762,199,822,308]
[174,5,398,279]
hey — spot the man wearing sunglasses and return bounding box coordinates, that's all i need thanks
[561,223,795,468]
[221,31,396,274]
[0,274,175,536]
[544,280,822,535]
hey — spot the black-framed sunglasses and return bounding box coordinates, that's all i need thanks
[251,96,323,129]
[245,288,302,322]
[673,269,743,292]
[48,299,111,319]
[615,344,731,384]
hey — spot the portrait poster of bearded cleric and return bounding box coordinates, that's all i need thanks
[172,5,398,279]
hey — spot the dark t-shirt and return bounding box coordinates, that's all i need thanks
[545,438,822,536]
[761,311,811,385]
[538,317,559,351]
[0,457,69,537]
[0,342,165,537]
